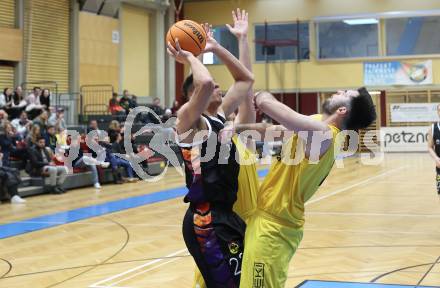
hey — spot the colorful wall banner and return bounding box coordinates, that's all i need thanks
[364,60,432,86]
[390,103,439,122]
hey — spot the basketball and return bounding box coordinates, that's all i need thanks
[166,20,207,56]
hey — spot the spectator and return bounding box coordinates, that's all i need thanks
[107,120,121,142]
[9,86,26,119]
[119,90,131,114]
[151,97,164,116]
[0,88,13,109]
[100,136,136,183]
[33,110,48,133]
[147,97,164,124]
[39,88,50,109]
[0,151,25,204]
[28,136,67,194]
[0,122,28,167]
[26,125,41,148]
[87,120,99,133]
[44,125,57,152]
[87,119,106,138]
[69,137,109,189]
[109,92,125,116]
[0,110,8,125]
[171,100,180,115]
[26,87,44,119]
[11,111,32,139]
[130,95,138,109]
[48,107,66,132]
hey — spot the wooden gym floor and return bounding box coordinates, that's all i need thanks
[0,153,439,288]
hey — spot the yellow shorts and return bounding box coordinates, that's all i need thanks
[240,212,303,288]
[192,212,303,288]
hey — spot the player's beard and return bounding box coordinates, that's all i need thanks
[322,98,347,115]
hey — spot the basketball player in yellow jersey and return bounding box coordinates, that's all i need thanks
[236,89,376,287]
[192,9,259,288]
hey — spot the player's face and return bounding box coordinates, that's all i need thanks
[209,82,222,106]
[322,90,359,115]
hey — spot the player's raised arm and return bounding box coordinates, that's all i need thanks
[202,23,254,118]
[227,9,255,124]
[255,91,330,133]
[167,40,215,139]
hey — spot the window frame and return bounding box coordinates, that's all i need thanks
[253,21,311,64]
[315,19,381,60]
[314,9,440,62]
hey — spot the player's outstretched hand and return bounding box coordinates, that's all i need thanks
[167,39,193,64]
[226,8,249,38]
[202,23,219,53]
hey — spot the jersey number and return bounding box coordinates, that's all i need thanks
[229,253,243,276]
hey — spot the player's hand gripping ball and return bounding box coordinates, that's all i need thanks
[166,20,207,56]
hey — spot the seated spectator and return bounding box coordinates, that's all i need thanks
[48,107,66,132]
[11,111,32,139]
[9,86,26,119]
[33,110,49,134]
[107,120,121,142]
[44,125,58,152]
[146,97,164,124]
[25,87,44,119]
[26,125,41,148]
[100,135,136,184]
[109,92,125,118]
[171,100,180,115]
[0,88,13,110]
[130,95,138,109]
[69,137,109,189]
[39,88,50,109]
[0,110,8,125]
[119,90,131,114]
[87,119,99,133]
[0,151,25,204]
[28,136,67,194]
[0,123,28,167]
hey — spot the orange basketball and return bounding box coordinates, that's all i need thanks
[166,20,206,56]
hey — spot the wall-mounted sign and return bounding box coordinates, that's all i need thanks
[364,60,432,86]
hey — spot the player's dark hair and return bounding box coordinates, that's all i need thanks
[344,87,377,130]
[182,74,194,103]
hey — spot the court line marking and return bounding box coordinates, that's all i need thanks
[306,166,407,205]
[88,248,187,288]
[91,165,408,287]
[105,257,183,287]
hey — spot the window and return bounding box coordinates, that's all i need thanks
[254,22,309,61]
[386,16,440,56]
[317,21,379,59]
[203,26,238,65]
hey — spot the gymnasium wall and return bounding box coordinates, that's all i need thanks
[79,12,120,91]
[184,0,440,92]
[120,4,151,97]
[23,0,70,93]
[0,0,18,89]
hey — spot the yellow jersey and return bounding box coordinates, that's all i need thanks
[232,135,260,222]
[257,116,341,227]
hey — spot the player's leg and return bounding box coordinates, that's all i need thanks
[240,215,303,288]
[183,206,243,287]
